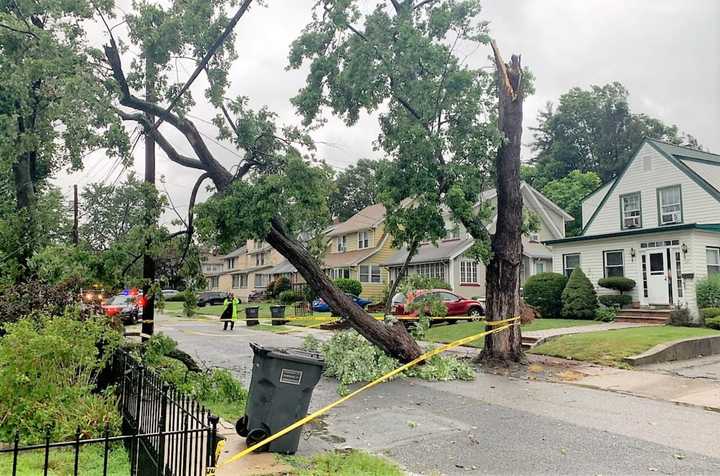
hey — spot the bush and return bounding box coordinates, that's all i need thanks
[0,314,123,443]
[270,277,291,298]
[334,278,362,296]
[303,285,318,303]
[598,294,632,308]
[182,289,197,317]
[669,305,692,327]
[561,268,598,319]
[700,307,720,320]
[706,317,720,330]
[523,273,567,317]
[597,277,636,294]
[697,274,720,308]
[0,278,89,329]
[304,330,474,395]
[278,290,304,305]
[165,293,187,302]
[595,307,616,322]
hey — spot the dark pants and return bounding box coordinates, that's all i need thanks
[223,319,235,330]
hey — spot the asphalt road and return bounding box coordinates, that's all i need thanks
[157,316,720,475]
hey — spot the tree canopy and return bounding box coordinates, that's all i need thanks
[329,159,386,221]
[527,82,699,187]
[540,170,601,237]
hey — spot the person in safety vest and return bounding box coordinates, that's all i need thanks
[222,293,239,330]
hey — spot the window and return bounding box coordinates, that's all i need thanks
[460,260,479,284]
[708,247,720,275]
[392,262,447,283]
[329,268,351,280]
[563,254,580,278]
[336,235,347,252]
[529,232,540,243]
[359,265,382,283]
[253,240,264,250]
[255,252,266,267]
[358,231,370,249]
[254,273,269,288]
[603,250,624,277]
[209,276,219,289]
[657,185,682,225]
[232,273,247,288]
[620,192,642,230]
[226,257,236,269]
[535,261,545,274]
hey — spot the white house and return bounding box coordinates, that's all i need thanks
[384,182,573,298]
[545,139,720,322]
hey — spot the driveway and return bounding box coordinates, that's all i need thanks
[643,354,720,380]
[156,316,720,475]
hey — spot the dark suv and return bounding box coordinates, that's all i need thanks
[197,291,230,307]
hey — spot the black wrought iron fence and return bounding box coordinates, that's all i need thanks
[1,350,220,476]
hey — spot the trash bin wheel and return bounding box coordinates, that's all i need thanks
[235,416,248,437]
[246,427,270,452]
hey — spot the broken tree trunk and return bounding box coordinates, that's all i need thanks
[266,218,423,363]
[480,41,525,363]
[383,240,419,315]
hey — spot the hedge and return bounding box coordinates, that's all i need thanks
[334,278,362,296]
[697,274,720,308]
[700,307,720,320]
[523,272,567,317]
[561,268,598,319]
[597,276,636,293]
[598,294,632,308]
[278,290,304,305]
[706,317,720,330]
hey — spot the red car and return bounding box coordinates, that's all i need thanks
[393,289,484,322]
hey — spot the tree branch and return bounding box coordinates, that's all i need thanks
[490,39,515,100]
[0,22,38,39]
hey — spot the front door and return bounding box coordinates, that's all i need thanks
[646,251,670,305]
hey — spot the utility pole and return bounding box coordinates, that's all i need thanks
[72,184,79,245]
[141,59,156,342]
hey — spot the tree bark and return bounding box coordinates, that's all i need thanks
[480,41,524,363]
[266,218,422,362]
[383,240,419,314]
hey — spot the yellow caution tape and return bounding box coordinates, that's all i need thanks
[218,316,520,467]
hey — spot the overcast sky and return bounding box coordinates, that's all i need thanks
[55,0,720,224]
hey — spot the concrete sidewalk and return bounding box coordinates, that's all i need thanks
[523,321,654,342]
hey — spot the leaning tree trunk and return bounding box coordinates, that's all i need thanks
[383,240,419,315]
[480,42,525,363]
[266,218,422,362]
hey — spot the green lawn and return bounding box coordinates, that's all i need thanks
[0,444,129,476]
[284,450,404,476]
[424,318,597,348]
[530,326,720,366]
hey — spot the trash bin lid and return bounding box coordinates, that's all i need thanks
[250,343,324,367]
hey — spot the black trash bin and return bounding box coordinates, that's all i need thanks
[235,343,324,454]
[269,305,287,325]
[245,306,259,326]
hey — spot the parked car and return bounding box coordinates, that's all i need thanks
[312,294,373,313]
[392,289,484,322]
[102,293,144,324]
[197,291,230,307]
[161,289,180,298]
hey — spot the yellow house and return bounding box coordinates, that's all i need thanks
[322,204,395,301]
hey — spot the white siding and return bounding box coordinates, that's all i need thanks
[584,143,720,236]
[582,181,613,229]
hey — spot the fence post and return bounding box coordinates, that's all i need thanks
[73,426,81,476]
[133,365,145,476]
[157,383,169,476]
[208,414,219,469]
[103,422,110,476]
[43,426,51,476]
[11,431,18,476]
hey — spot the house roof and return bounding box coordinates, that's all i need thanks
[544,223,720,245]
[322,248,379,268]
[383,238,475,266]
[478,182,574,221]
[524,241,554,259]
[268,260,297,275]
[223,247,246,258]
[650,140,720,193]
[327,204,386,237]
[580,139,720,235]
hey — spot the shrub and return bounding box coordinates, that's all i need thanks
[696,274,720,308]
[523,272,567,317]
[669,305,692,327]
[182,289,197,317]
[561,268,598,319]
[304,330,474,395]
[303,285,318,303]
[598,294,632,308]
[595,307,616,322]
[597,277,636,294]
[278,290,304,305]
[0,314,123,443]
[0,278,88,328]
[270,277,291,297]
[334,278,362,296]
[165,293,187,302]
[706,317,720,330]
[265,279,276,297]
[700,307,720,320]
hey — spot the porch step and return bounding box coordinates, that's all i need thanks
[615,308,671,324]
[521,335,540,350]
